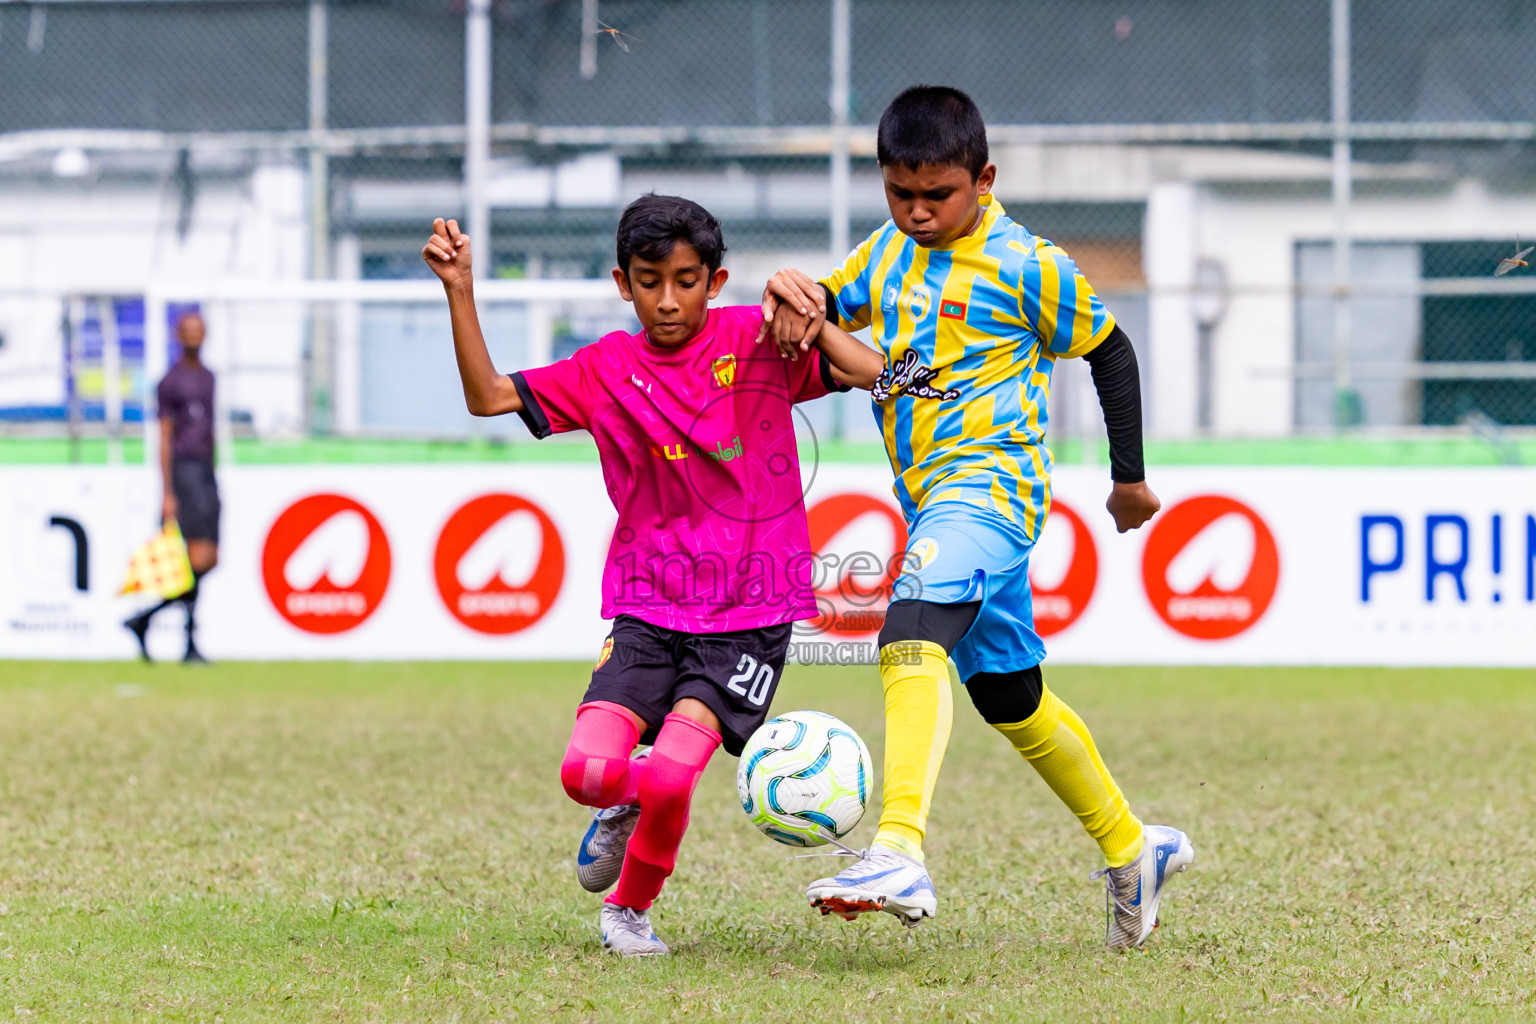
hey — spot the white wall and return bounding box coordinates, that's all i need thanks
[1144,176,1536,437]
[1145,181,1200,437]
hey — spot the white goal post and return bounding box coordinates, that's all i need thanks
[137,278,621,469]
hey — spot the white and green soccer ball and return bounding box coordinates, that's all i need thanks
[736,710,872,848]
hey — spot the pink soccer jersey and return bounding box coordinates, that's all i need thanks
[512,304,846,634]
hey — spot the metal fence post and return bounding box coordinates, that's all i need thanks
[829,0,851,265]
[306,0,332,435]
[829,0,851,443]
[143,290,169,479]
[465,0,492,264]
[65,297,82,463]
[99,297,123,465]
[579,0,597,80]
[1330,0,1357,428]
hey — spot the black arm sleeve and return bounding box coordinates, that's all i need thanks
[817,350,852,393]
[820,283,839,324]
[508,372,552,439]
[1082,325,1146,484]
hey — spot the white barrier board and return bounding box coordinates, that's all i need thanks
[2,464,1532,665]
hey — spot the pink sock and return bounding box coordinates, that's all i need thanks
[559,701,642,808]
[607,713,721,911]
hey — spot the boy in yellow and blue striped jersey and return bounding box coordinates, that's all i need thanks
[762,86,1193,950]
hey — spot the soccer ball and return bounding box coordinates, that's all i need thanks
[736,710,873,848]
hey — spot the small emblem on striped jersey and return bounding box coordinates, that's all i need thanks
[906,286,931,320]
[940,300,967,320]
[906,537,940,571]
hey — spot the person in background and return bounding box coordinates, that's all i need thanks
[124,310,219,663]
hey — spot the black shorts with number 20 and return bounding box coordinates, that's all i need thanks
[582,615,793,757]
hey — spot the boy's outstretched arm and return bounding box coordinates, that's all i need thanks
[815,319,885,390]
[422,217,523,417]
[1085,326,1160,532]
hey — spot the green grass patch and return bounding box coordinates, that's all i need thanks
[3,433,1534,467]
[0,662,1532,1021]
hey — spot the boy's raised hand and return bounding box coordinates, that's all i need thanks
[1106,481,1161,533]
[422,218,472,288]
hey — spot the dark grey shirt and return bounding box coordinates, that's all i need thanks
[156,361,216,461]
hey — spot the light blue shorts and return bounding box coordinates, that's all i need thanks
[891,501,1044,681]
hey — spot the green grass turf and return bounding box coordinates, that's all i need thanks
[0,662,1532,1022]
[4,433,1536,466]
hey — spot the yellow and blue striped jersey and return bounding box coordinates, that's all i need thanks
[822,195,1116,538]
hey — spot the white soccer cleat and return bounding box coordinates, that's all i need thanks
[574,748,648,893]
[576,803,641,893]
[1092,824,1195,950]
[806,844,937,927]
[600,903,669,957]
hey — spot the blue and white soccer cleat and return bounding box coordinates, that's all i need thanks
[576,803,641,893]
[575,748,649,893]
[600,903,669,957]
[805,844,937,928]
[1091,824,1195,950]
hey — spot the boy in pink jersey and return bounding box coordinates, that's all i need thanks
[422,195,884,956]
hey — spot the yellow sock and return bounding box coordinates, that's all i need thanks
[990,684,1145,867]
[870,641,953,861]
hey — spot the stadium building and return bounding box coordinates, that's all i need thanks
[2,0,1535,440]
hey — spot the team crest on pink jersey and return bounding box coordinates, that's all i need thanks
[711,353,737,389]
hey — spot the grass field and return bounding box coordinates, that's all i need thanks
[1,662,1532,1022]
[5,433,1535,468]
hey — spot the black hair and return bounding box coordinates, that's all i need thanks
[615,193,726,275]
[876,85,989,180]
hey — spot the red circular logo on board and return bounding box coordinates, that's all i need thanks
[434,493,565,634]
[806,493,909,636]
[1029,500,1098,636]
[1142,495,1279,639]
[262,494,391,633]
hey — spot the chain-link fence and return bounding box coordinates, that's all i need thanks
[3,0,1536,445]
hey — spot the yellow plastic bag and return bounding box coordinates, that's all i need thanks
[120,520,195,599]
